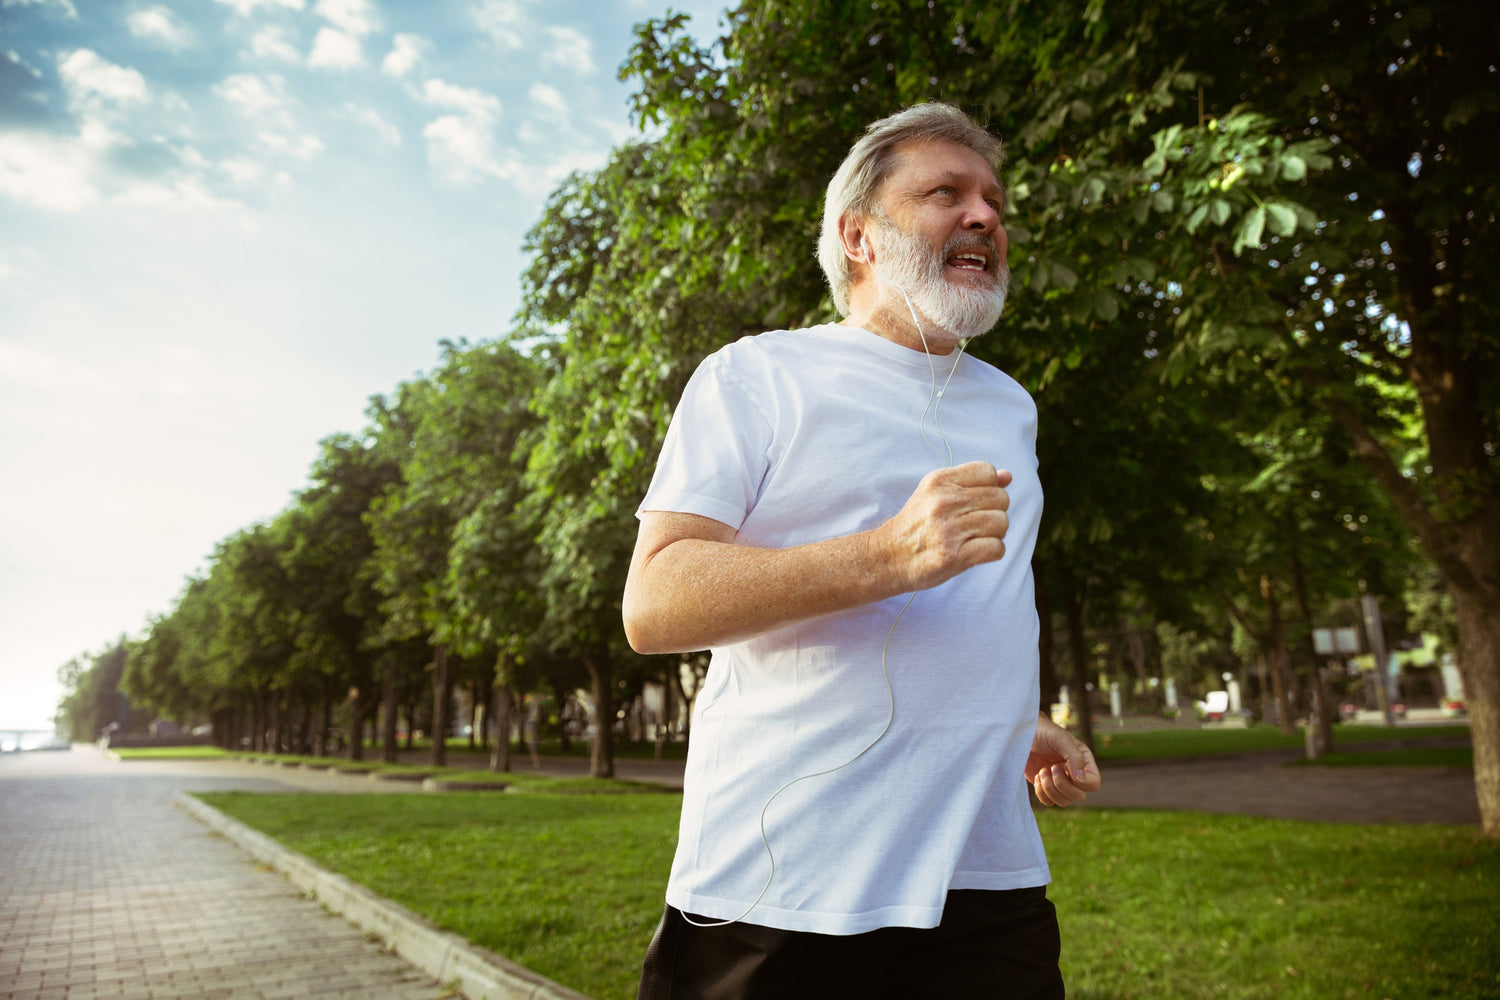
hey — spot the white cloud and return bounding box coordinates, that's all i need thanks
[1,0,78,17]
[0,131,97,210]
[0,341,120,396]
[58,49,149,109]
[313,0,376,36]
[307,26,362,69]
[528,82,567,117]
[257,130,324,159]
[472,0,527,50]
[346,105,400,146]
[219,155,264,184]
[215,0,304,15]
[249,26,301,62]
[543,25,594,74]
[420,78,501,120]
[213,72,290,116]
[381,32,425,78]
[112,175,250,219]
[127,6,193,49]
[4,48,43,80]
[3,51,155,211]
[422,114,516,186]
[416,80,510,183]
[173,142,209,171]
[0,51,262,215]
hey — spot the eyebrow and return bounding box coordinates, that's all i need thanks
[929,169,1007,204]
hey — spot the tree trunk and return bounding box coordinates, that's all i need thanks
[430,643,450,768]
[465,682,479,750]
[1259,575,1299,735]
[297,698,312,755]
[1255,655,1275,728]
[551,681,573,752]
[490,682,513,773]
[1453,586,1500,837]
[476,673,493,751]
[379,663,399,763]
[1319,340,1498,833]
[1035,567,1059,709]
[583,645,615,778]
[347,689,368,761]
[316,690,332,758]
[1064,588,1094,750]
[1288,552,1336,756]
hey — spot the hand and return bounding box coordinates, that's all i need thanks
[876,462,1012,592]
[1025,714,1102,807]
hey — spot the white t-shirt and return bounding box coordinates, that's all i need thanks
[638,324,1049,935]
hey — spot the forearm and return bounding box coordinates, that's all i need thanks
[622,530,904,654]
[624,463,1011,654]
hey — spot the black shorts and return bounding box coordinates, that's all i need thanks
[637,886,1064,1000]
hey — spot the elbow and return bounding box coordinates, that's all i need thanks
[621,589,669,656]
[622,590,712,656]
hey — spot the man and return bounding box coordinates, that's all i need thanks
[623,102,1101,999]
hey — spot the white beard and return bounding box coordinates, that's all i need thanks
[872,222,1009,343]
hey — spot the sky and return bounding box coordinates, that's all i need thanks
[0,0,729,732]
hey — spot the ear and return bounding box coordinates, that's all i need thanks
[837,213,871,265]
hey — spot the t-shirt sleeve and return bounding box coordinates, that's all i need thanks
[637,350,772,531]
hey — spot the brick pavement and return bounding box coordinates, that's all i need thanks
[0,747,453,1000]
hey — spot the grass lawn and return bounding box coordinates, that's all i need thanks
[1294,745,1474,768]
[198,786,1499,1000]
[198,787,678,1000]
[110,745,234,760]
[1041,810,1498,1000]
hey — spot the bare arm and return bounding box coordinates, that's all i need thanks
[622,461,1013,654]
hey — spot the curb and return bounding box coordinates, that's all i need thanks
[175,792,595,1000]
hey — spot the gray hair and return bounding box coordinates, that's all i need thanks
[817,103,1005,316]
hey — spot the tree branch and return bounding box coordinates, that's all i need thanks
[1317,394,1478,593]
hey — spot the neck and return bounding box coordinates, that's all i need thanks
[843,291,960,356]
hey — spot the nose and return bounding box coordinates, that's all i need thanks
[962,195,1001,234]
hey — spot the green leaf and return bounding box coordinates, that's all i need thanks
[1264,201,1297,237]
[1093,288,1120,321]
[1185,203,1209,233]
[1234,205,1266,252]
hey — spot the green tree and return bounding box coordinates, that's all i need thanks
[514,142,746,776]
[367,342,549,766]
[56,639,139,741]
[281,430,402,758]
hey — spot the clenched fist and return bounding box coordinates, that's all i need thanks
[875,461,1012,593]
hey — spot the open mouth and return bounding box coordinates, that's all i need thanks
[947,251,990,273]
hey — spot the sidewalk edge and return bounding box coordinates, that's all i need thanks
[175,792,595,1000]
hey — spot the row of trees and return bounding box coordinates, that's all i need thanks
[55,0,1495,833]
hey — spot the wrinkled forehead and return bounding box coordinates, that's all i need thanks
[876,139,1004,201]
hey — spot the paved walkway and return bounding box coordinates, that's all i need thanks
[1078,750,1481,825]
[0,748,452,1000]
[0,740,1480,1000]
[461,742,1483,825]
